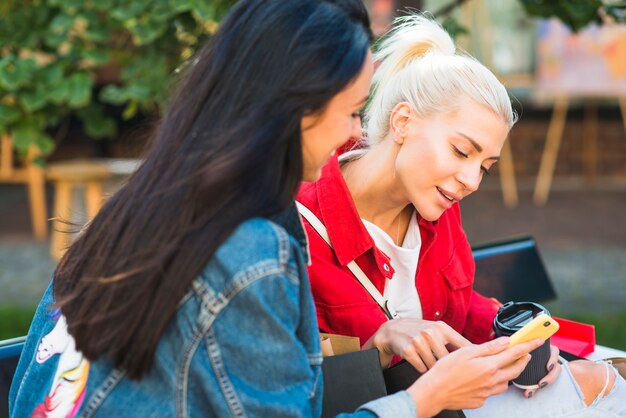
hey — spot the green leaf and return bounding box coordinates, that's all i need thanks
[126,83,152,101]
[66,72,93,108]
[82,49,110,66]
[91,0,116,12]
[122,99,138,119]
[520,0,602,32]
[169,0,194,13]
[20,90,48,112]
[84,26,110,41]
[189,0,217,21]
[39,64,64,85]
[78,104,117,139]
[12,124,42,152]
[605,6,626,24]
[110,0,153,21]
[441,17,469,40]
[50,13,74,34]
[49,0,84,10]
[43,33,66,49]
[127,16,168,45]
[34,132,55,155]
[99,85,128,105]
[47,78,71,105]
[0,57,37,90]
[0,104,21,125]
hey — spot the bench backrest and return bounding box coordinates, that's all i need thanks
[472,236,557,304]
[1,337,26,417]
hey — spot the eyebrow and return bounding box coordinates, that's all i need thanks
[457,132,500,161]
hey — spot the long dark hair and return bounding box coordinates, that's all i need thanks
[53,0,371,379]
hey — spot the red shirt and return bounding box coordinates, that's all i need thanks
[297,155,500,345]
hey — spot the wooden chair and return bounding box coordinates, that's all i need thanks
[46,158,140,260]
[0,134,47,240]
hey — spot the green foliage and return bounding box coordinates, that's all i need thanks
[565,311,626,350]
[520,0,602,32]
[0,306,36,340]
[519,1,626,33]
[435,1,626,39]
[0,0,238,159]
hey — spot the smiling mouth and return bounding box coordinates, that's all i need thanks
[437,187,456,202]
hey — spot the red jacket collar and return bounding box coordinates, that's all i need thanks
[315,155,374,266]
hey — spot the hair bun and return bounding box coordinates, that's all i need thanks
[373,14,455,84]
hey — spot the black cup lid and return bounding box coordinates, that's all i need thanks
[493,301,551,333]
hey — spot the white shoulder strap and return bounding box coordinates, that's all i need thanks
[295,201,398,320]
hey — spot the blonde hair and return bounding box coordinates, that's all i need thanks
[364,14,517,145]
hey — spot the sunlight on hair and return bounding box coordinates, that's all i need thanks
[365,14,518,145]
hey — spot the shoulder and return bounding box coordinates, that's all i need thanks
[202,218,304,291]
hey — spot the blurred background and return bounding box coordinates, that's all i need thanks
[0,0,625,349]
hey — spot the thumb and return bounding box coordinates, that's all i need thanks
[473,337,510,357]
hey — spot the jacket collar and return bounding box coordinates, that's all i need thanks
[315,155,376,266]
[270,203,310,264]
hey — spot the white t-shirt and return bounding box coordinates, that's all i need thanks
[361,213,423,319]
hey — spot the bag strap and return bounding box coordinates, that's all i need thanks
[295,201,398,320]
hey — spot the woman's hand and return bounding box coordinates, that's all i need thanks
[362,318,472,370]
[523,344,561,399]
[406,337,544,418]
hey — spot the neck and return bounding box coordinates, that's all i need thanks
[341,138,413,244]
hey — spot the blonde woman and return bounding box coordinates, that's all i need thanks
[298,14,626,416]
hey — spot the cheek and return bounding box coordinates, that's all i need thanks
[396,144,435,180]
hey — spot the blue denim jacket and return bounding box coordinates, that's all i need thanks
[10,206,416,417]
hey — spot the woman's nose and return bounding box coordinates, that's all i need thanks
[457,165,482,193]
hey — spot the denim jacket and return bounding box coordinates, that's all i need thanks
[10,205,416,417]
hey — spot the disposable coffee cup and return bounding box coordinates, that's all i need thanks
[493,301,553,389]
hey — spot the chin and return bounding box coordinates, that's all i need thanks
[419,207,446,222]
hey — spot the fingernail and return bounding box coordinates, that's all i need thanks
[540,381,548,388]
[548,363,554,371]
[527,391,533,399]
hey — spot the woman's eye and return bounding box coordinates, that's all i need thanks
[481,166,491,176]
[351,112,361,119]
[453,146,468,158]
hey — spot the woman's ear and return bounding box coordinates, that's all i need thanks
[389,102,412,144]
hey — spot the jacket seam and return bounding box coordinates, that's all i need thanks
[178,259,294,417]
[205,327,246,417]
[80,368,126,418]
[269,221,290,266]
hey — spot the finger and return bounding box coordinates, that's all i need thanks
[404,349,428,374]
[431,341,450,361]
[422,327,451,361]
[538,361,562,389]
[472,337,511,357]
[492,338,544,367]
[524,388,537,399]
[497,353,532,383]
[411,338,438,370]
[436,322,472,350]
[546,345,560,372]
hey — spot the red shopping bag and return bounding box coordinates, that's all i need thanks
[551,316,596,357]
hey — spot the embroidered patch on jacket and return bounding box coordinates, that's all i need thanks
[30,309,90,418]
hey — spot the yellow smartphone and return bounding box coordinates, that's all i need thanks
[508,313,559,347]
